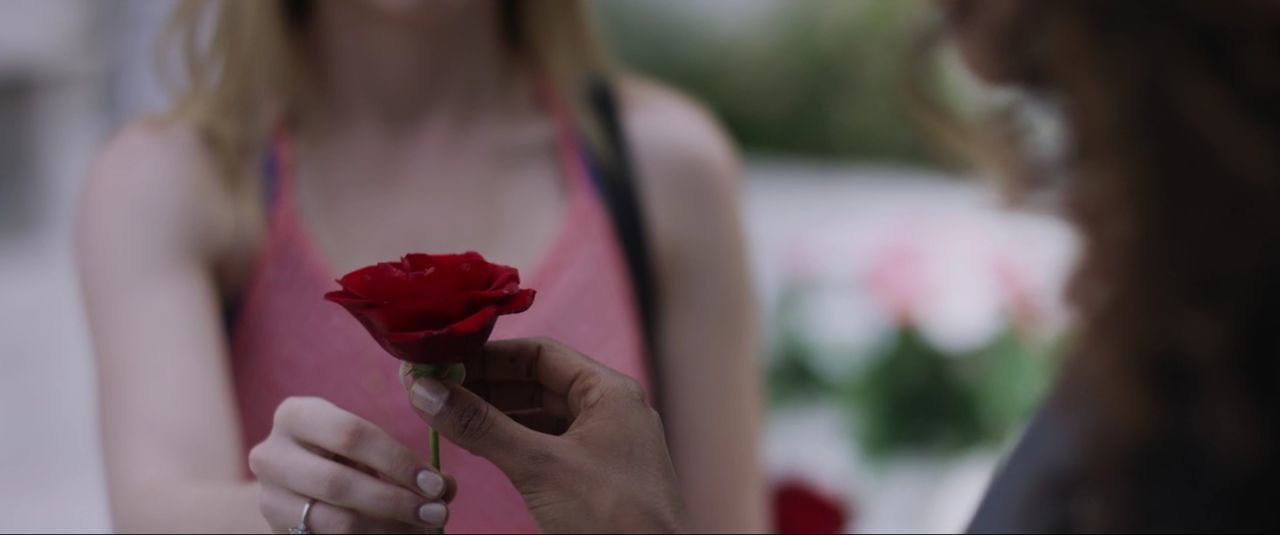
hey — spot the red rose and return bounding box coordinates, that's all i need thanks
[773,480,851,534]
[325,252,536,364]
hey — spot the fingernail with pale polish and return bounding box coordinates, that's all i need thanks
[419,502,449,526]
[410,378,450,415]
[417,470,445,498]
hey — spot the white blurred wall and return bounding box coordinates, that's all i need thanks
[1,1,111,532]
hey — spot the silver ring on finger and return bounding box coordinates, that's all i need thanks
[289,498,317,535]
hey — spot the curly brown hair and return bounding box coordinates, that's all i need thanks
[950,0,1280,530]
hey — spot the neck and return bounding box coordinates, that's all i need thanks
[305,0,521,131]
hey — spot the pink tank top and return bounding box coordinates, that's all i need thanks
[228,93,648,533]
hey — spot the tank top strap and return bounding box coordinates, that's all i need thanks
[260,121,293,217]
[535,78,595,196]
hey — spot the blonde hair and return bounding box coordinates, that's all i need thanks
[162,0,609,189]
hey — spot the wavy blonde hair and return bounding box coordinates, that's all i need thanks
[163,0,608,189]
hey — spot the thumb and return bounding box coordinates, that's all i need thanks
[407,376,547,478]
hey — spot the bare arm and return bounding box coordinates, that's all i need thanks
[76,122,266,532]
[622,79,767,533]
[79,122,454,534]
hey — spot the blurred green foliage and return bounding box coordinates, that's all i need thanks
[595,0,942,165]
[765,286,831,405]
[765,282,1059,461]
[849,327,987,457]
[847,326,1057,459]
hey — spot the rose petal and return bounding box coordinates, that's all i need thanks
[494,288,536,315]
[384,306,498,340]
[324,289,377,306]
[368,253,523,300]
[353,287,529,333]
[402,252,482,272]
[355,300,470,333]
[335,264,393,299]
[490,265,521,288]
[377,306,500,364]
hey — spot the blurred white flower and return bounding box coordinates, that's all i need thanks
[786,200,1075,357]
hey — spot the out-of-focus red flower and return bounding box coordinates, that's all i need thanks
[773,480,850,534]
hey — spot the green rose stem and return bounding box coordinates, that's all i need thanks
[402,361,466,535]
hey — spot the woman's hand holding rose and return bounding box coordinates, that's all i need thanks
[249,397,456,533]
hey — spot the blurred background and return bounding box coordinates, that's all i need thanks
[0,1,1076,532]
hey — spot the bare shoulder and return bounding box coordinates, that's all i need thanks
[618,76,740,193]
[616,76,742,233]
[77,116,239,266]
[83,116,221,211]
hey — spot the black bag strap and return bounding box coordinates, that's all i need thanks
[584,76,665,415]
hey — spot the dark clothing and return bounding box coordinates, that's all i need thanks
[969,376,1085,533]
